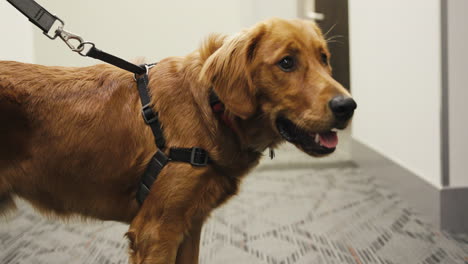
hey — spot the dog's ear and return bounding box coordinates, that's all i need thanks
[201,25,265,119]
[125,231,137,253]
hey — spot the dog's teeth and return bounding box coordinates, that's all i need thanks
[314,134,320,144]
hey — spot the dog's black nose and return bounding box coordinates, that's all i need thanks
[329,95,357,120]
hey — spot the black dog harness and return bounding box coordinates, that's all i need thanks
[7,0,217,205]
[134,67,214,204]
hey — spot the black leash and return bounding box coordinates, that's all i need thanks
[7,0,212,205]
[7,0,146,75]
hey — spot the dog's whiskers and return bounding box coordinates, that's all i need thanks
[326,40,344,45]
[323,24,337,38]
[326,35,343,42]
[326,35,344,45]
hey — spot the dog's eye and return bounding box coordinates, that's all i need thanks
[277,56,296,72]
[320,52,328,65]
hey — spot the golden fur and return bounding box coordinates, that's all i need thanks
[0,18,352,263]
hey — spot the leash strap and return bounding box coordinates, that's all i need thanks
[86,46,146,75]
[7,0,146,75]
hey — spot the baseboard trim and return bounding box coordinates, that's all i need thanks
[441,187,468,233]
[351,139,468,233]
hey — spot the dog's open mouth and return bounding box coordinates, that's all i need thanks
[275,117,338,156]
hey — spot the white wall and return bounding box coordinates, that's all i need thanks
[241,0,297,27]
[32,0,245,67]
[30,0,296,67]
[447,0,468,187]
[349,0,442,188]
[0,1,34,62]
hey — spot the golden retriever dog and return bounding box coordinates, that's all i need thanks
[0,18,356,263]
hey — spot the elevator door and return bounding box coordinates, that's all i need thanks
[298,0,350,90]
[316,0,350,90]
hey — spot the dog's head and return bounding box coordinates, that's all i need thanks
[201,18,356,157]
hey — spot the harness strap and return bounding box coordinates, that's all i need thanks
[135,69,213,204]
[136,150,169,204]
[136,72,166,149]
[170,147,212,166]
[136,147,213,204]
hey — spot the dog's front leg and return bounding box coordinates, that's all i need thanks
[127,207,185,264]
[175,219,203,264]
[127,214,203,264]
[126,167,212,264]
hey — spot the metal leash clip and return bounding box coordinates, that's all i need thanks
[42,17,65,40]
[57,28,84,52]
[55,26,94,56]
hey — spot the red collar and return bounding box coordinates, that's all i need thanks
[211,101,236,131]
[210,91,236,131]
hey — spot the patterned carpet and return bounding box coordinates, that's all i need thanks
[200,164,468,264]
[1,160,468,263]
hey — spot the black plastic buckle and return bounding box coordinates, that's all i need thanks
[190,147,209,167]
[142,104,158,124]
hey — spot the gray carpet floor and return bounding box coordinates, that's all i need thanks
[1,147,468,263]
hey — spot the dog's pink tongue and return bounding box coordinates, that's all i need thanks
[319,131,338,148]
